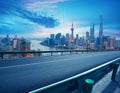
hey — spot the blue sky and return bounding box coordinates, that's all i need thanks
[0,0,120,39]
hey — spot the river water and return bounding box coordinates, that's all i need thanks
[30,40,58,51]
[30,40,64,56]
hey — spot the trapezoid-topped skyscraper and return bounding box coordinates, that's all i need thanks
[90,24,95,43]
[99,15,103,49]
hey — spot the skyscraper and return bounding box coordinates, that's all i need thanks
[55,33,61,46]
[86,31,89,42]
[109,37,115,49]
[90,24,95,43]
[66,33,70,47]
[13,35,18,50]
[50,34,55,39]
[99,15,103,49]
[86,32,90,49]
[66,33,70,40]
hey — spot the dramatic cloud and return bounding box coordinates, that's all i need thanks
[16,9,59,28]
[0,0,60,31]
[25,0,68,10]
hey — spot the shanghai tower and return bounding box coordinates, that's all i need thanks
[99,15,103,49]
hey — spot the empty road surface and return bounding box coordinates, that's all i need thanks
[0,51,120,93]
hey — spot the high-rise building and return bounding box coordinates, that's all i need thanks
[76,34,79,39]
[66,33,70,40]
[75,34,79,46]
[109,37,115,49]
[12,35,18,50]
[66,33,70,46]
[102,36,109,49]
[115,40,120,49]
[86,31,89,42]
[90,24,95,43]
[55,33,61,45]
[20,38,26,51]
[49,34,55,46]
[50,34,55,39]
[99,15,103,49]
[60,35,66,46]
[86,32,90,49]
[20,37,29,51]
[55,33,61,40]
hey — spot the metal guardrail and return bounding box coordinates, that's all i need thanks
[0,49,118,59]
[29,57,120,93]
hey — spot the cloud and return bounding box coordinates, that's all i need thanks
[16,9,59,28]
[25,0,69,12]
[0,0,59,28]
[26,0,67,8]
[26,0,65,5]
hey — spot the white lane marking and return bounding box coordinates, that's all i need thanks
[0,53,119,69]
[0,56,86,69]
[0,53,98,69]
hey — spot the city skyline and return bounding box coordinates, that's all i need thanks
[0,0,120,39]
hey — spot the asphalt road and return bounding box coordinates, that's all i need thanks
[0,51,120,93]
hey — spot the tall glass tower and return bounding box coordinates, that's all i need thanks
[90,24,94,43]
[99,15,103,49]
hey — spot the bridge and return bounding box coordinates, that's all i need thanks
[0,50,120,93]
